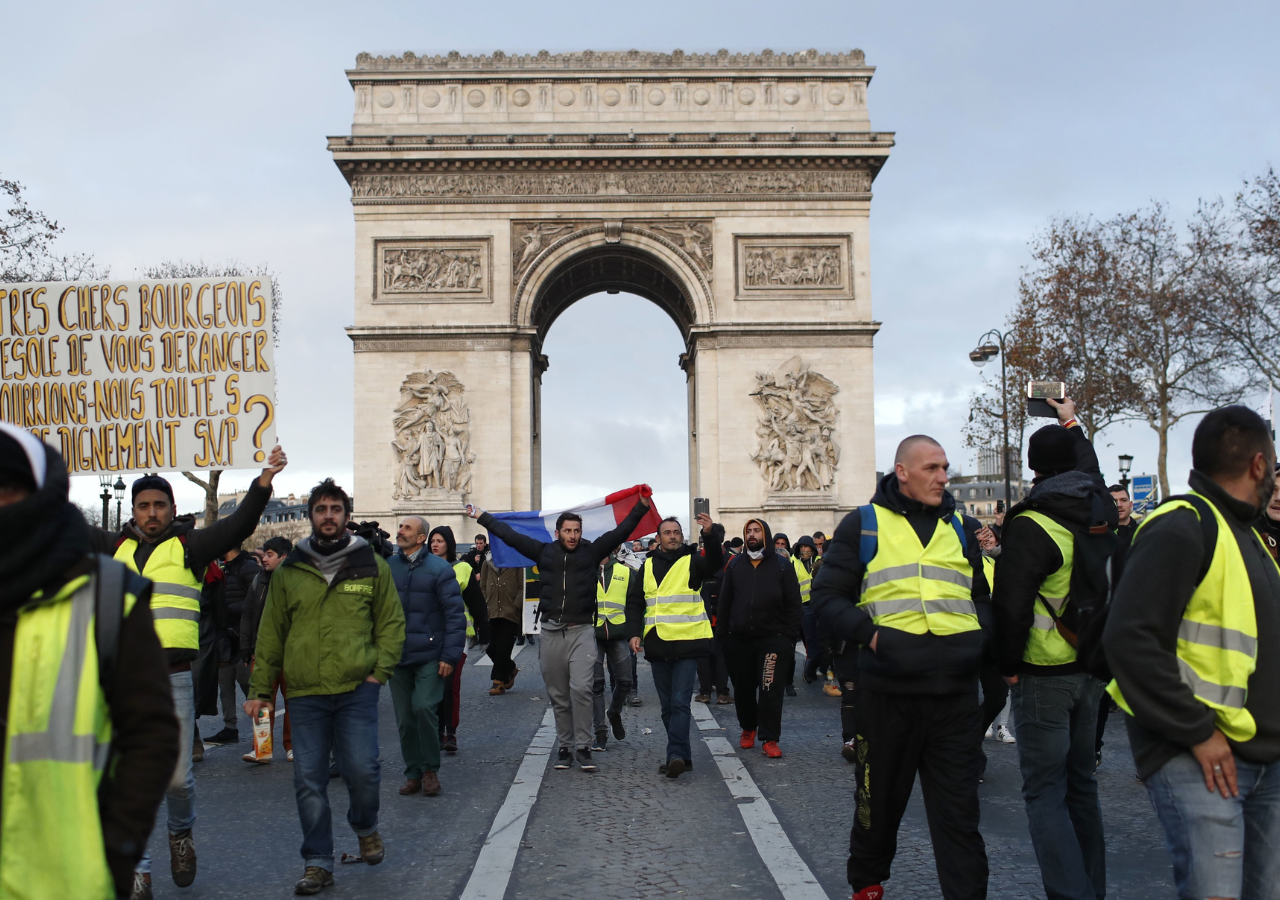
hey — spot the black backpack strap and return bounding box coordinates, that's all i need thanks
[94,554,127,700]
[1179,495,1219,587]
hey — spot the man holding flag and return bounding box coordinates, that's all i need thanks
[466,486,657,771]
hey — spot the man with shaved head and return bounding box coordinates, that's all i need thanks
[386,515,466,798]
[812,434,992,900]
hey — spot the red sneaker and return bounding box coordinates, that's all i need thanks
[762,741,782,758]
[739,730,756,749]
[853,885,884,900]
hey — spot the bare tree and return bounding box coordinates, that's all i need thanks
[144,260,283,523]
[1,176,107,282]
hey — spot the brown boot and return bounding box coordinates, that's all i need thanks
[503,667,519,690]
[398,778,422,795]
[358,831,385,865]
[489,680,506,695]
[168,829,196,887]
[421,770,441,796]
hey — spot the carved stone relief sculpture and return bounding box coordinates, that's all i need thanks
[735,235,853,299]
[374,239,491,301]
[511,221,581,282]
[392,370,475,500]
[639,220,713,274]
[750,356,840,492]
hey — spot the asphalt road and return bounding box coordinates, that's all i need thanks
[149,646,1176,899]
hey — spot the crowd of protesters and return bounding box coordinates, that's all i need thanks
[1,392,1276,899]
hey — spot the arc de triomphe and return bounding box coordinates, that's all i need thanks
[329,49,892,539]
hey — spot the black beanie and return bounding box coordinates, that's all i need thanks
[0,424,45,491]
[131,474,175,504]
[1027,425,1076,476]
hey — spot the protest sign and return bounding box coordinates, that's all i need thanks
[0,278,276,474]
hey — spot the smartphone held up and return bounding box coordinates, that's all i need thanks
[1027,381,1066,418]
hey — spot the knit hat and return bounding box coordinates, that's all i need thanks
[1027,424,1076,476]
[131,473,175,504]
[0,423,47,491]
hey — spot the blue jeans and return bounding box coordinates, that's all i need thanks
[136,669,196,875]
[1012,672,1106,900]
[650,657,698,764]
[289,682,382,871]
[1146,751,1280,899]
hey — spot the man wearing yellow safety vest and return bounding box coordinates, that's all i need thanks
[625,512,724,779]
[591,554,635,751]
[793,535,826,685]
[992,398,1116,900]
[811,434,992,900]
[87,444,286,897]
[1104,406,1280,898]
[0,423,180,900]
[427,525,489,754]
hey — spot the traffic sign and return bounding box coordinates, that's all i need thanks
[1131,475,1158,515]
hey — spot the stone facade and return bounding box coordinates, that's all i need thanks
[331,49,892,539]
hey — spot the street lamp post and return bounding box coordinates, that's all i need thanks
[97,475,112,530]
[969,329,1011,510]
[113,476,126,530]
[1118,454,1133,493]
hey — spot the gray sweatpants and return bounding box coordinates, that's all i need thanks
[540,624,597,751]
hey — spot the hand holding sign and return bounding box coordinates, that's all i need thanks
[257,444,287,488]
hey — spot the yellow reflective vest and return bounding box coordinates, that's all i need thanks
[596,563,630,627]
[1108,494,1264,742]
[858,504,980,636]
[642,555,712,642]
[453,560,475,638]
[0,566,136,900]
[1014,510,1077,667]
[793,557,813,604]
[113,536,200,650]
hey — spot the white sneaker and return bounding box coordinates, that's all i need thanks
[287,749,294,761]
[996,725,1016,744]
[984,726,993,740]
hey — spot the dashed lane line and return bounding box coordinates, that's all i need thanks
[693,700,830,900]
[458,706,555,900]
[470,643,525,668]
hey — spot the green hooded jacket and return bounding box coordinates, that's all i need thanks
[248,537,406,700]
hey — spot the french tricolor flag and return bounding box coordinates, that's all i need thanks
[486,485,663,568]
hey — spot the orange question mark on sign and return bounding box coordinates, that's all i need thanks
[244,395,274,463]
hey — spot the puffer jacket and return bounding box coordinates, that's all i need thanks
[387,547,466,667]
[221,551,261,658]
[479,500,648,625]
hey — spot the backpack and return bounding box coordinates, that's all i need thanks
[1075,494,1217,682]
[857,504,967,565]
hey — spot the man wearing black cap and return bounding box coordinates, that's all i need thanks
[0,423,179,900]
[992,398,1116,900]
[88,445,288,893]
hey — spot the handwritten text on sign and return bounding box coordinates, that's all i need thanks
[0,279,276,474]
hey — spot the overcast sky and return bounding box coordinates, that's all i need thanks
[5,1,1277,520]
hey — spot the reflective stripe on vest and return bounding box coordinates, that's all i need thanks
[113,536,200,650]
[596,563,629,626]
[1108,494,1263,741]
[1015,510,1077,667]
[857,505,980,636]
[642,555,712,641]
[454,561,475,638]
[0,572,132,900]
[793,557,812,603]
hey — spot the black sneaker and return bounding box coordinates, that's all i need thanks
[607,708,626,740]
[554,747,572,769]
[664,758,686,779]
[627,692,642,707]
[576,748,597,771]
[591,731,608,752]
[203,727,239,744]
[657,759,693,775]
[784,684,797,697]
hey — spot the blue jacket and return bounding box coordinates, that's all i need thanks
[387,547,466,667]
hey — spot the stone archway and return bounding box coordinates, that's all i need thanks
[334,48,890,539]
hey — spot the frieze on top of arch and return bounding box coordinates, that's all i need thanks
[351,48,869,73]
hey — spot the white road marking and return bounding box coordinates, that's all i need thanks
[471,643,524,668]
[458,707,555,900]
[692,701,829,900]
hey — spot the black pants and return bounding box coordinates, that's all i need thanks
[722,633,790,742]
[697,640,730,695]
[487,617,520,684]
[849,687,988,899]
[979,662,1009,734]
[832,642,859,742]
[1095,692,1110,755]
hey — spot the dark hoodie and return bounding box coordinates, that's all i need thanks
[810,473,992,695]
[625,522,726,659]
[716,518,803,641]
[793,535,818,572]
[0,442,178,897]
[991,440,1118,675]
[429,525,490,642]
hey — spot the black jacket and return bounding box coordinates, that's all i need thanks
[88,479,274,665]
[716,519,804,641]
[480,501,648,626]
[428,525,490,644]
[625,526,726,659]
[991,425,1116,676]
[240,568,271,662]
[811,473,992,695]
[1105,471,1280,780]
[220,551,261,660]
